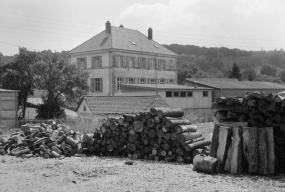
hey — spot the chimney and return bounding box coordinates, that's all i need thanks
[148,28,153,40]
[119,24,124,28]
[105,21,111,34]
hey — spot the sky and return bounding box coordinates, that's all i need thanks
[0,0,284,56]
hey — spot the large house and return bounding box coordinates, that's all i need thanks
[69,21,177,96]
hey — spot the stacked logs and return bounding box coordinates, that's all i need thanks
[83,108,211,163]
[0,123,84,158]
[211,91,285,174]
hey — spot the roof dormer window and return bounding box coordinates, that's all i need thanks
[153,44,159,48]
[130,41,136,45]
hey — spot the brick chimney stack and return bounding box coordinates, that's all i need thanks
[106,21,111,34]
[148,28,153,40]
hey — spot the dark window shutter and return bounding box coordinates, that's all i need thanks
[91,78,94,92]
[100,78,103,92]
[84,57,87,68]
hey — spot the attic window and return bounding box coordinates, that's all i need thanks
[130,41,136,45]
[153,44,159,48]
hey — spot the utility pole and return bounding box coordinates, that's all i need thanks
[155,52,158,99]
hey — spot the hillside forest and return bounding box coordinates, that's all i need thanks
[1,45,285,85]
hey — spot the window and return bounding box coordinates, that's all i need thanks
[148,58,156,69]
[187,92,193,97]
[169,79,175,84]
[150,79,156,84]
[128,78,135,84]
[173,91,179,97]
[139,78,146,84]
[116,78,124,91]
[159,59,165,70]
[165,60,170,70]
[180,92,186,97]
[169,60,175,70]
[114,55,124,67]
[91,56,102,68]
[77,58,86,69]
[126,56,135,68]
[91,78,102,92]
[160,79,165,84]
[203,91,208,97]
[166,91,172,97]
[138,57,147,69]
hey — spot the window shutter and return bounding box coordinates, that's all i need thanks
[100,78,103,92]
[91,57,94,68]
[126,56,129,68]
[133,57,137,68]
[113,55,116,67]
[84,57,87,68]
[99,56,102,67]
[123,56,126,67]
[77,58,79,68]
[91,79,94,92]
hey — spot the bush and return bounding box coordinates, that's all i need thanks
[36,100,66,119]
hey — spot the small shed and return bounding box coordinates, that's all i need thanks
[76,95,170,117]
[184,78,285,102]
[0,89,18,128]
[120,84,214,109]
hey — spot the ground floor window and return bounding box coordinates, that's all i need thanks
[166,91,172,97]
[116,78,124,91]
[203,91,208,97]
[187,92,193,97]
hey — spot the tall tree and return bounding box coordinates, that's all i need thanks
[34,53,89,119]
[0,47,38,118]
[228,63,242,80]
[260,64,277,76]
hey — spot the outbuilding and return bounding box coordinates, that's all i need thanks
[0,89,18,128]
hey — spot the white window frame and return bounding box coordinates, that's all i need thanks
[139,78,146,84]
[160,79,165,84]
[128,78,135,84]
[116,77,124,91]
[150,79,156,84]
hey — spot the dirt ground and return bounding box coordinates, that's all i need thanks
[1,155,285,192]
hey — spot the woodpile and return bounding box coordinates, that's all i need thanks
[0,123,84,158]
[210,91,285,175]
[85,108,211,163]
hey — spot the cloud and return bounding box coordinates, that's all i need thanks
[116,0,285,50]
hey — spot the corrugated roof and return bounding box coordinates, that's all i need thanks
[0,88,18,93]
[185,78,285,89]
[82,95,170,115]
[120,84,213,90]
[69,26,176,56]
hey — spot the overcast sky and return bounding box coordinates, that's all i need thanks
[0,0,284,55]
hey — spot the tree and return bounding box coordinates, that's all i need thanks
[34,53,89,119]
[280,70,285,83]
[0,47,38,118]
[228,63,242,80]
[260,64,277,76]
[242,68,257,81]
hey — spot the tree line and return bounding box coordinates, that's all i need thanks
[0,48,89,119]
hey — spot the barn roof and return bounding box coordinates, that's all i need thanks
[185,78,285,90]
[0,88,18,93]
[78,95,170,115]
[120,84,213,90]
[69,26,176,56]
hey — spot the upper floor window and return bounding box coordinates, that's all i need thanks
[126,56,135,68]
[138,57,147,69]
[148,58,156,69]
[77,58,86,69]
[169,79,175,84]
[91,78,102,92]
[139,78,146,84]
[203,91,208,97]
[114,55,124,67]
[169,60,175,70]
[165,60,170,70]
[128,78,135,84]
[116,78,124,91]
[91,56,102,68]
[159,59,166,70]
[150,79,156,84]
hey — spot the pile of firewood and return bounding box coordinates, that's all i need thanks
[210,91,285,175]
[82,108,211,163]
[0,123,84,158]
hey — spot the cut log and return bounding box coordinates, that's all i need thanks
[227,111,239,119]
[163,133,171,140]
[184,139,211,152]
[150,108,158,116]
[230,127,244,174]
[148,129,157,138]
[193,155,222,174]
[147,119,155,128]
[216,126,232,169]
[275,95,285,103]
[265,93,276,102]
[165,119,191,128]
[224,144,233,172]
[133,121,144,132]
[258,128,269,175]
[243,127,259,173]
[265,127,275,175]
[157,110,184,118]
[177,132,202,143]
[215,111,228,120]
[209,119,220,158]
[175,125,197,134]
[238,114,248,122]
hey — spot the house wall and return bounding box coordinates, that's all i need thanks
[121,87,212,109]
[0,92,18,128]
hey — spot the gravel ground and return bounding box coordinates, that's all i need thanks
[0,155,285,192]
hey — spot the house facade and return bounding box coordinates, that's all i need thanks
[69,21,177,96]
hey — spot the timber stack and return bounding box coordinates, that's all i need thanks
[84,108,211,163]
[0,123,85,158]
[209,91,285,175]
